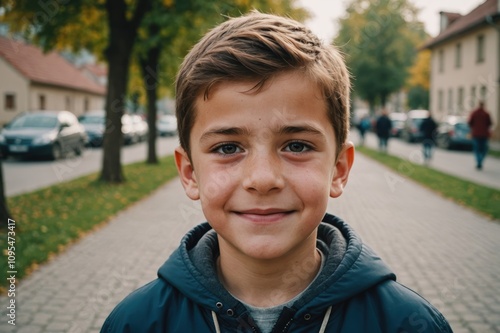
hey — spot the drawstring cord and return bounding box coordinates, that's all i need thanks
[212,311,221,333]
[212,306,332,333]
[318,306,332,333]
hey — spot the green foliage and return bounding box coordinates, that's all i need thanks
[335,0,427,107]
[2,0,107,53]
[407,85,429,109]
[357,146,500,221]
[0,155,178,291]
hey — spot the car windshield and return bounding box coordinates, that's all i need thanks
[411,118,425,127]
[79,115,104,125]
[455,123,469,131]
[8,114,58,129]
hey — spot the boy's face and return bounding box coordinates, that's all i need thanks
[176,71,354,261]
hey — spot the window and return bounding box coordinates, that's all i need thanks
[438,90,444,111]
[84,97,89,112]
[448,89,453,113]
[470,86,477,108]
[477,35,485,63]
[4,93,15,110]
[480,85,487,101]
[438,49,444,73]
[455,43,461,68]
[39,94,46,110]
[457,87,464,113]
[65,96,72,111]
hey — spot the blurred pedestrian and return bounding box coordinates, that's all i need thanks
[419,113,438,165]
[375,109,392,153]
[468,101,492,170]
[357,114,371,146]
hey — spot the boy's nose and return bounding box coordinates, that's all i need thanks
[242,151,285,194]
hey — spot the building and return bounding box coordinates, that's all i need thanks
[0,36,106,125]
[422,0,500,139]
[80,62,108,87]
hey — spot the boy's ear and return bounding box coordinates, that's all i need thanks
[330,142,355,198]
[174,146,200,200]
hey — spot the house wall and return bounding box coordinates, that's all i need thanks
[430,26,499,137]
[29,84,105,117]
[0,57,30,125]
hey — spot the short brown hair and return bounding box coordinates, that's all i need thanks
[175,11,350,157]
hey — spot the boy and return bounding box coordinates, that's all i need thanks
[101,11,452,333]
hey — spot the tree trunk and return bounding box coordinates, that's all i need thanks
[0,159,12,229]
[100,0,151,182]
[380,93,388,109]
[140,26,161,164]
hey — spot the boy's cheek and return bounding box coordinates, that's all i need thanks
[197,170,235,203]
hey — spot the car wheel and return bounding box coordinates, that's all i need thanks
[51,143,62,160]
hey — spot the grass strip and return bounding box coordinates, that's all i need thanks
[357,146,500,221]
[489,149,500,159]
[0,155,178,291]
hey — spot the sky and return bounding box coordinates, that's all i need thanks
[297,0,485,43]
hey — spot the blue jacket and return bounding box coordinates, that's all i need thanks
[101,214,452,332]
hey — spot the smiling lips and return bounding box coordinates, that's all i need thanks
[234,208,294,224]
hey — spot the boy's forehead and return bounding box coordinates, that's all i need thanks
[191,73,336,135]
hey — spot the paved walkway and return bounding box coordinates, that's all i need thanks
[359,132,500,190]
[1,152,499,332]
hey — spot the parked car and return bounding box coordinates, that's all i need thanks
[78,111,141,146]
[157,115,177,136]
[400,109,429,143]
[131,114,148,142]
[121,114,139,145]
[435,116,473,150]
[78,111,106,147]
[389,112,407,137]
[0,110,87,160]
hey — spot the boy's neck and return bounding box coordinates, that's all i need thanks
[216,238,321,308]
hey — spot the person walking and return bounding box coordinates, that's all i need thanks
[375,109,392,153]
[419,113,438,165]
[468,101,492,170]
[357,115,371,146]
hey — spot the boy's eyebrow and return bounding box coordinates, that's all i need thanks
[278,124,325,136]
[200,124,325,143]
[199,126,251,143]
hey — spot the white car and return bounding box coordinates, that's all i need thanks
[131,114,149,142]
[157,115,177,136]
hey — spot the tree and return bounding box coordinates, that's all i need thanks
[335,0,426,112]
[406,49,430,109]
[100,0,152,181]
[0,159,12,229]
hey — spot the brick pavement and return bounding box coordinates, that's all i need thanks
[1,152,499,332]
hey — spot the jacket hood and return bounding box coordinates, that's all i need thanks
[157,213,395,317]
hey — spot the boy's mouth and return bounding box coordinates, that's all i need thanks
[233,208,294,223]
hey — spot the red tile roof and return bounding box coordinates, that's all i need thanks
[422,0,499,49]
[81,63,108,77]
[0,36,106,95]
[441,12,463,26]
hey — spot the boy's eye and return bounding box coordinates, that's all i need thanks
[284,141,310,153]
[215,144,241,155]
